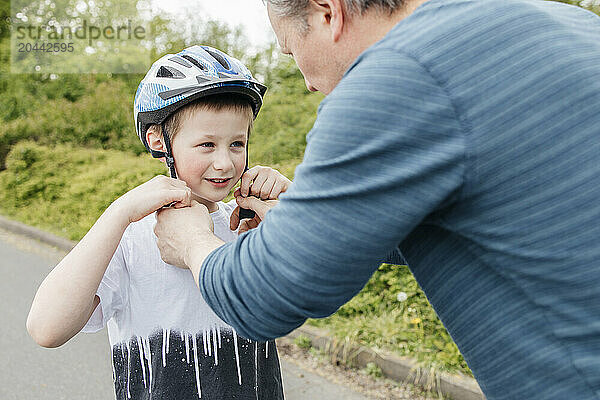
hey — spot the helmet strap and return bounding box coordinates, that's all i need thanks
[161,123,178,179]
[238,143,256,220]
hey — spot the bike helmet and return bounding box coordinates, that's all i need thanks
[134,45,267,178]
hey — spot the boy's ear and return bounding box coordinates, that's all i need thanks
[146,128,167,154]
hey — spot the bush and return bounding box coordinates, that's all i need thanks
[0,142,164,240]
[0,79,145,169]
[0,61,315,176]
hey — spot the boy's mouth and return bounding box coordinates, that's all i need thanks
[205,178,232,187]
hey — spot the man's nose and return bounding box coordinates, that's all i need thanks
[305,78,318,92]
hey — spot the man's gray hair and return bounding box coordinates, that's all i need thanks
[265,0,405,22]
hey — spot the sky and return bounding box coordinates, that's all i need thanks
[151,0,276,49]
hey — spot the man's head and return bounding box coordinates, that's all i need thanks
[146,94,254,208]
[264,0,423,94]
[265,0,406,23]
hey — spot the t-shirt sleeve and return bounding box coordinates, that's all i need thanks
[81,237,129,333]
[199,48,466,341]
[224,199,238,216]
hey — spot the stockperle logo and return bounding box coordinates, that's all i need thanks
[10,0,153,74]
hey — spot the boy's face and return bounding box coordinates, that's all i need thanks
[170,108,249,206]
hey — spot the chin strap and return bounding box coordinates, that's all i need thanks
[238,148,256,220]
[161,123,178,179]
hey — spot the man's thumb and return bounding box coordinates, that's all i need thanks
[236,195,268,217]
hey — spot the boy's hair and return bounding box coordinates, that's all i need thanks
[147,93,255,142]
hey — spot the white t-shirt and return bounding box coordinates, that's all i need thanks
[83,200,284,400]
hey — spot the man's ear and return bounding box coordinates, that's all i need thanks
[310,0,345,42]
[146,127,167,154]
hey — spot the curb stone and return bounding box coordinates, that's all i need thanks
[0,215,76,251]
[1,214,485,400]
[281,325,485,400]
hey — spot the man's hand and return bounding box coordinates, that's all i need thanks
[239,166,292,199]
[232,166,291,232]
[155,201,224,285]
[230,188,279,233]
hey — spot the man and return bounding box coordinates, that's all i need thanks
[154,0,600,398]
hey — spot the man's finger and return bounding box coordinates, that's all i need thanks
[230,206,241,230]
[154,174,185,189]
[240,168,259,197]
[239,217,260,234]
[270,180,287,200]
[235,195,272,219]
[248,217,260,229]
[239,219,250,234]
[260,176,276,200]
[249,173,268,198]
[168,177,187,188]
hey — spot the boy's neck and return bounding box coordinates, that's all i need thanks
[192,194,219,213]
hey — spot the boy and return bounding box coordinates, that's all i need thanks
[27,46,290,399]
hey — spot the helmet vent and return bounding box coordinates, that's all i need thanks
[181,55,208,71]
[169,56,192,68]
[204,48,230,70]
[156,66,185,79]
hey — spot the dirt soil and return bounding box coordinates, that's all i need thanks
[276,340,442,400]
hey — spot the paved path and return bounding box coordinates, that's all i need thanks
[0,228,369,400]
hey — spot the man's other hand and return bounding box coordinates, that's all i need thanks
[155,200,214,269]
[230,189,279,233]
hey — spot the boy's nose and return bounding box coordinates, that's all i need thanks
[212,154,235,172]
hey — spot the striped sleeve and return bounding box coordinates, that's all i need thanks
[199,49,466,341]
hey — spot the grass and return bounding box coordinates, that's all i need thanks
[293,335,312,350]
[364,362,384,379]
[307,264,471,376]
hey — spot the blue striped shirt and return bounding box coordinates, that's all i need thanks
[200,1,600,398]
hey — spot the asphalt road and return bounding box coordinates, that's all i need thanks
[0,227,369,400]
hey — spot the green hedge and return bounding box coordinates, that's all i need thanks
[0,142,163,240]
[0,61,321,176]
[0,80,147,169]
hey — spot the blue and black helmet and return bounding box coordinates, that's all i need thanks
[134,45,267,166]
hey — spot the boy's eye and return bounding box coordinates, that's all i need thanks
[231,141,245,148]
[198,142,215,148]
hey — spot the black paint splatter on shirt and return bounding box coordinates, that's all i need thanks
[110,328,284,400]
